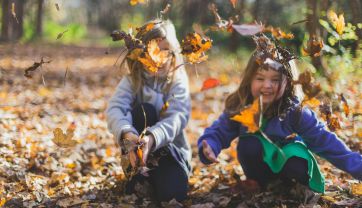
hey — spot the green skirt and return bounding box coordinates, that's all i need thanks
[240,132,325,193]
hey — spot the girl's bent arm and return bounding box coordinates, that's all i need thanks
[294,107,362,180]
[198,112,240,164]
[106,77,138,146]
[147,69,191,151]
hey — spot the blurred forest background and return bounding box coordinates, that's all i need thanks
[0,0,362,207]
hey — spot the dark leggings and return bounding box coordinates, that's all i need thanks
[126,103,188,202]
[237,137,309,188]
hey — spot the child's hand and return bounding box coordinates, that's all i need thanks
[122,132,139,143]
[139,134,155,165]
[202,140,218,163]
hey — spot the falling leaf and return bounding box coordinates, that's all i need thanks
[11,3,19,24]
[52,122,77,148]
[160,101,169,114]
[181,33,212,64]
[302,35,323,57]
[302,97,321,108]
[136,22,155,37]
[230,0,238,8]
[55,3,60,11]
[339,94,349,117]
[327,115,341,131]
[24,58,51,78]
[327,10,345,35]
[264,26,294,40]
[209,3,239,32]
[293,71,321,98]
[130,0,146,6]
[137,39,169,73]
[56,29,69,40]
[231,96,261,133]
[201,78,221,91]
[232,24,264,36]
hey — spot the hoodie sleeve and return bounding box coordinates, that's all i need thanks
[294,107,362,180]
[106,76,138,146]
[197,112,240,164]
[146,69,191,151]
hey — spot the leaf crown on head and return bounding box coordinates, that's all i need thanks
[253,34,297,75]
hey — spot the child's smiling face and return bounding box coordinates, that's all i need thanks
[251,68,287,105]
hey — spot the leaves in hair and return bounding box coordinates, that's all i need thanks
[209,3,239,32]
[302,35,323,57]
[135,22,157,37]
[327,10,345,35]
[201,78,221,91]
[181,32,212,64]
[231,96,261,133]
[263,26,294,40]
[110,30,145,51]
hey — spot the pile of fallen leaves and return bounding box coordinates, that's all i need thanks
[0,44,361,207]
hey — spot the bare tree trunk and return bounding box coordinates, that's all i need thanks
[8,0,25,41]
[252,0,262,21]
[35,0,44,38]
[1,0,10,41]
[306,0,329,79]
[350,0,362,57]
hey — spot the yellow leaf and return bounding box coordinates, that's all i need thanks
[38,87,51,97]
[137,40,169,73]
[52,123,77,148]
[129,0,145,6]
[351,183,362,196]
[0,198,6,207]
[230,97,261,133]
[327,10,345,35]
[138,53,159,73]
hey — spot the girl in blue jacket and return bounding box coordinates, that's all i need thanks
[107,19,191,202]
[198,35,362,193]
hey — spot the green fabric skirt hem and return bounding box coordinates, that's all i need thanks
[240,133,325,193]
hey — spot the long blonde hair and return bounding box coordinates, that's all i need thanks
[125,19,184,94]
[225,51,303,119]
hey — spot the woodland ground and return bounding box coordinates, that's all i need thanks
[0,44,361,208]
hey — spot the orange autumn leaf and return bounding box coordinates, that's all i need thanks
[181,32,212,64]
[231,96,261,133]
[201,78,221,91]
[327,10,345,35]
[327,115,341,131]
[52,122,77,148]
[138,39,169,73]
[230,0,238,8]
[129,0,145,6]
[302,97,321,108]
[136,22,155,37]
[264,26,294,40]
[340,93,349,117]
[137,146,144,166]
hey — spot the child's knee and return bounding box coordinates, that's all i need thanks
[281,157,309,184]
[237,137,263,158]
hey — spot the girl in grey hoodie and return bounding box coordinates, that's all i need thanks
[106,19,191,202]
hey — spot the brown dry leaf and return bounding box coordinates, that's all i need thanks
[55,3,60,11]
[327,10,345,35]
[231,96,261,133]
[328,115,341,131]
[52,122,77,148]
[24,58,51,78]
[209,3,239,32]
[56,29,69,40]
[293,71,321,98]
[302,35,323,57]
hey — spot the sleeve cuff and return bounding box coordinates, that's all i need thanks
[147,126,165,151]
